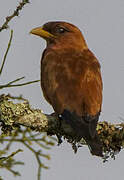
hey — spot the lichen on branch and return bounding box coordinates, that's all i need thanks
[0,94,56,179]
[0,94,124,161]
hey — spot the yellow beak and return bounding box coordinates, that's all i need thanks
[30,27,55,39]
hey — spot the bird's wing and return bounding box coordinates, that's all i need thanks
[79,58,103,116]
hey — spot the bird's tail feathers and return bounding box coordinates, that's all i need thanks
[61,109,103,157]
[87,134,103,157]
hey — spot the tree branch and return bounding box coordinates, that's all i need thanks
[0,94,124,161]
[0,0,30,32]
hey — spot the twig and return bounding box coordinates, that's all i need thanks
[0,0,30,32]
[0,127,55,179]
[22,142,46,180]
[0,149,23,163]
[7,77,25,85]
[0,79,40,89]
[0,30,13,76]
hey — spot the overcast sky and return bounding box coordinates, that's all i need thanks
[0,0,124,180]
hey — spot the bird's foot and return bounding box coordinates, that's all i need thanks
[71,141,82,153]
[56,134,63,145]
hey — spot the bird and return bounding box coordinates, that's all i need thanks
[30,21,103,157]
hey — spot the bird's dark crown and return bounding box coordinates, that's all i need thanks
[42,21,80,36]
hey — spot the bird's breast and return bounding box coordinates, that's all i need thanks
[40,49,102,116]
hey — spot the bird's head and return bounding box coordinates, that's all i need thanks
[30,21,88,51]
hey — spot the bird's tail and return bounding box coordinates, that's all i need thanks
[87,134,103,157]
[61,109,103,157]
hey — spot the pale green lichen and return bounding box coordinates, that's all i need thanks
[0,98,31,126]
[0,95,59,134]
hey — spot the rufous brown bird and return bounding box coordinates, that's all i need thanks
[30,21,103,157]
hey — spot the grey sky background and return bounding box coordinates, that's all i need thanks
[0,0,124,179]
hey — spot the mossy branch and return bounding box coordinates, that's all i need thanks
[0,95,56,179]
[0,94,124,161]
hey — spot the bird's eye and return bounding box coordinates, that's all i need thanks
[56,27,66,34]
[58,28,65,33]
